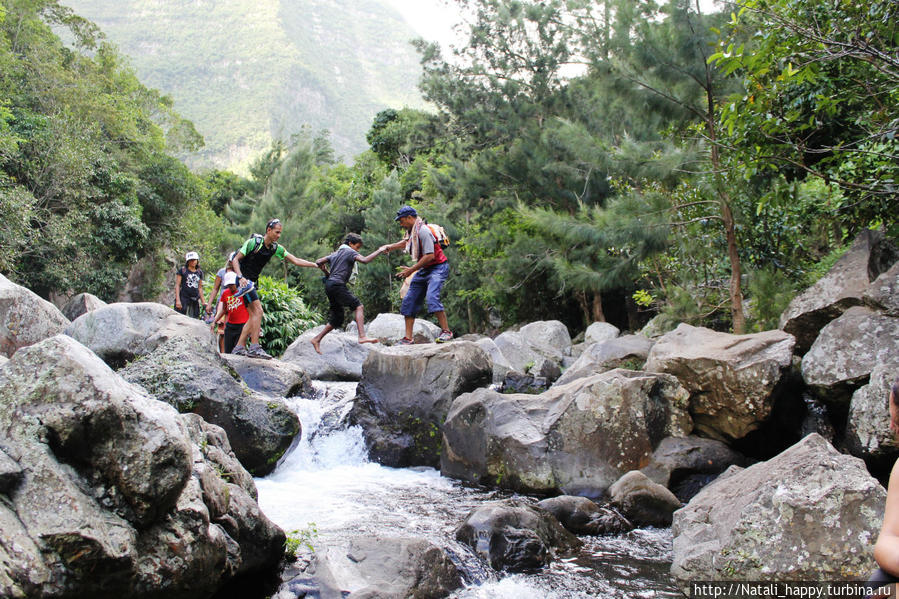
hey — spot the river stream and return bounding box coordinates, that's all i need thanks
[255,381,683,598]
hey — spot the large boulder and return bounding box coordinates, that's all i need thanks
[64,302,214,367]
[864,261,899,316]
[518,320,572,361]
[364,313,442,345]
[536,496,633,536]
[441,369,692,497]
[801,306,899,404]
[845,360,899,462]
[473,337,514,384]
[306,536,462,599]
[0,335,284,599]
[645,324,795,441]
[118,336,300,476]
[281,326,375,381]
[640,436,746,502]
[779,229,898,354]
[608,470,682,527]
[553,334,654,387]
[60,292,107,322]
[348,341,492,467]
[0,273,69,358]
[671,434,884,589]
[222,354,313,398]
[455,499,581,572]
[584,321,620,345]
[492,330,542,374]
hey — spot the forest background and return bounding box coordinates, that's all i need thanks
[0,0,896,343]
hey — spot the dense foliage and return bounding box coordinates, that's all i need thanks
[256,276,322,357]
[2,0,896,340]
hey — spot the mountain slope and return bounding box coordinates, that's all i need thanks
[61,0,428,171]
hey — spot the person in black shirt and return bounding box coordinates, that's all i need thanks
[230,219,318,358]
[174,251,205,319]
[310,233,385,354]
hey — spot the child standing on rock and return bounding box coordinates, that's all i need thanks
[209,272,253,356]
[310,233,385,354]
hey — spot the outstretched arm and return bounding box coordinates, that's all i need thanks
[355,247,386,264]
[381,239,407,253]
[284,251,318,268]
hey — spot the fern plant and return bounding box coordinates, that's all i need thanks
[256,276,322,357]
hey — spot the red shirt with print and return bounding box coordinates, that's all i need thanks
[221,288,249,325]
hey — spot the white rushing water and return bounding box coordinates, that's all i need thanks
[255,381,682,598]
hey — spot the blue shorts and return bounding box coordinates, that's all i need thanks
[243,286,260,306]
[400,261,449,316]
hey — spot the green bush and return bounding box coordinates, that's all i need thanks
[746,267,796,332]
[256,276,322,357]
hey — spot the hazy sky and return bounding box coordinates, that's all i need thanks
[382,0,466,52]
[383,0,724,56]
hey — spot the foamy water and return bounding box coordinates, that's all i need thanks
[255,382,681,598]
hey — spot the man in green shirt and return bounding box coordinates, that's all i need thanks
[230,218,319,358]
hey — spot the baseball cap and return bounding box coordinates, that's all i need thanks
[394,205,417,221]
[185,251,200,261]
[223,272,238,286]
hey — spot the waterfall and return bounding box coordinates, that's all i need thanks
[255,381,681,598]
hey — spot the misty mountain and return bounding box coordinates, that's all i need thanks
[62,0,429,171]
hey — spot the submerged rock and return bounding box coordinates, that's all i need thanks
[455,499,581,573]
[536,496,633,536]
[306,536,462,599]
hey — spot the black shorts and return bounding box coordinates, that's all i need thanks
[325,280,361,328]
[224,321,245,354]
[176,296,202,319]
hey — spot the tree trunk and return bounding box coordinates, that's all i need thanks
[720,200,745,334]
[591,292,605,322]
[704,55,746,334]
[576,290,590,324]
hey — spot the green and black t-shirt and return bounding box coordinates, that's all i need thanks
[237,236,286,282]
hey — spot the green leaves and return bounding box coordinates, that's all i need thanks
[256,276,322,357]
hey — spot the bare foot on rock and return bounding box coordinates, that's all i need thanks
[358,337,379,345]
[310,338,322,354]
